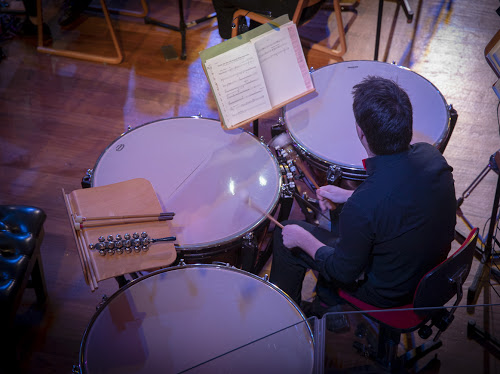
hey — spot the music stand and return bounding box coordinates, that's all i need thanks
[457,150,500,355]
[458,151,500,305]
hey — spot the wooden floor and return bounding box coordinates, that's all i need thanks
[1,0,500,372]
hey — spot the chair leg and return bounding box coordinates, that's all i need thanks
[36,0,124,64]
[299,0,347,59]
[377,325,402,371]
[231,2,347,59]
[230,9,273,38]
[397,0,414,23]
[31,253,48,304]
[89,0,148,18]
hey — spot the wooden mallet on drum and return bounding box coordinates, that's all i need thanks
[243,191,284,229]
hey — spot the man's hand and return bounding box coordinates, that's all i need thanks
[282,224,325,258]
[316,185,354,211]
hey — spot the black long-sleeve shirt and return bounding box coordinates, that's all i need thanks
[315,142,457,308]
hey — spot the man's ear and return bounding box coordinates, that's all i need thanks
[356,124,374,157]
[355,123,364,141]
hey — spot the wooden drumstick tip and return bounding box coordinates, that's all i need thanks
[245,193,284,229]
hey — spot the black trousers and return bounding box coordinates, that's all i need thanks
[269,219,344,306]
[22,0,36,17]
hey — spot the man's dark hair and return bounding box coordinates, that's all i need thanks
[352,76,413,155]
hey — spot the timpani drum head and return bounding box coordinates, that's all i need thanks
[79,264,315,374]
[283,61,450,177]
[91,117,281,251]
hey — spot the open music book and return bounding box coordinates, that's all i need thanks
[200,15,315,130]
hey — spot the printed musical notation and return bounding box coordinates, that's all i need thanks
[252,22,313,108]
[200,15,315,130]
[205,44,272,127]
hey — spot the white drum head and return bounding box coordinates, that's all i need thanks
[91,118,281,250]
[284,61,450,170]
[80,265,314,374]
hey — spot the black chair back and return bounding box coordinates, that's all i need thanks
[413,228,478,312]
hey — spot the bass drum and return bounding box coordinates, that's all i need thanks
[283,60,451,181]
[78,264,315,374]
[91,117,282,261]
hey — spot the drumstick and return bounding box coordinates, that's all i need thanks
[74,215,173,230]
[75,212,175,223]
[292,155,320,190]
[245,193,284,229]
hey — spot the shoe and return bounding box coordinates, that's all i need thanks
[18,18,52,42]
[300,297,329,318]
[58,0,93,27]
[325,304,350,333]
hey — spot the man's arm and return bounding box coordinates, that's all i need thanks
[281,196,373,285]
[281,224,325,258]
[281,184,355,257]
[317,185,354,211]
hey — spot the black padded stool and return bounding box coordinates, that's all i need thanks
[0,205,48,327]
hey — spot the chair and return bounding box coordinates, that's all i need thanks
[231,0,348,60]
[0,205,48,326]
[0,205,47,374]
[35,0,133,64]
[337,228,479,372]
[35,0,214,63]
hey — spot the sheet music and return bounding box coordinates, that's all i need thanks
[251,22,313,107]
[205,44,272,128]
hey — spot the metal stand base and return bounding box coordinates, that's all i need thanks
[467,320,500,360]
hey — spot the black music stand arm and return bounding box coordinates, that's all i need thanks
[374,0,413,61]
[253,119,259,137]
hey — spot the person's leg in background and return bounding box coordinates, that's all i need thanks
[19,0,51,39]
[58,0,92,27]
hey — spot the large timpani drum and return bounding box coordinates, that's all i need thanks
[283,61,452,181]
[78,264,315,374]
[91,117,281,260]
